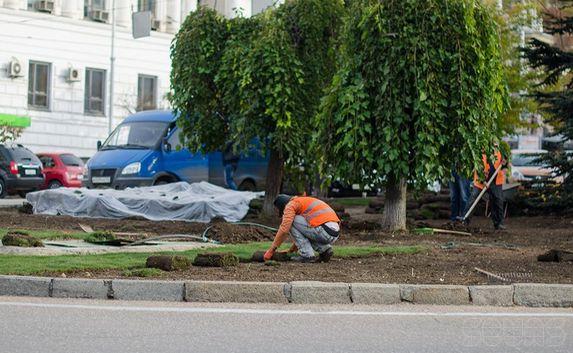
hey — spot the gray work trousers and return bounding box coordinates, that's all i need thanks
[290,215,339,258]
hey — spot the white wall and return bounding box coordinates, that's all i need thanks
[0,7,175,157]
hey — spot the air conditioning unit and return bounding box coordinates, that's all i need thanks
[67,67,81,82]
[8,58,23,78]
[151,19,161,31]
[34,0,54,13]
[89,9,109,23]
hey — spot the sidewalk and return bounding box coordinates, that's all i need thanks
[0,198,25,208]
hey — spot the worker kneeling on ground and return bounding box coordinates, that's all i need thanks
[264,195,340,263]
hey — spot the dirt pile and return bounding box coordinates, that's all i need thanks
[205,222,275,243]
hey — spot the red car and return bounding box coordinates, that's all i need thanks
[37,153,86,189]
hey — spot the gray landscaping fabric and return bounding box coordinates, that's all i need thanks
[26,182,262,223]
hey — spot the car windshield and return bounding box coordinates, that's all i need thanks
[60,154,84,167]
[101,121,168,150]
[512,154,547,167]
[8,147,41,164]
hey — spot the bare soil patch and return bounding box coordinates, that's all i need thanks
[1,207,572,284]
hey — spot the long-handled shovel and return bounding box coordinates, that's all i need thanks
[459,164,503,222]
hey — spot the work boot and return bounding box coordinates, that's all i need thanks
[318,248,334,263]
[290,255,317,263]
[494,224,507,231]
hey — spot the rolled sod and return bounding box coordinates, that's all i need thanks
[146,255,191,271]
[251,251,291,263]
[193,252,239,267]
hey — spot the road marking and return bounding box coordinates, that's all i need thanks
[0,301,572,317]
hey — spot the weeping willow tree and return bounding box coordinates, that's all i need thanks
[170,1,344,215]
[316,0,508,230]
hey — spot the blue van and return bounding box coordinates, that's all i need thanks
[83,110,268,190]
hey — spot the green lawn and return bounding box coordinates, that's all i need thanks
[0,242,424,276]
[0,228,90,241]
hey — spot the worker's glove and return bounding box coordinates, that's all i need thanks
[263,248,275,261]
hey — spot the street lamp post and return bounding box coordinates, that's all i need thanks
[108,0,116,135]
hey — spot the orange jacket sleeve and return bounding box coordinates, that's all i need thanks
[271,200,300,249]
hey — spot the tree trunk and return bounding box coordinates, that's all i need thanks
[382,176,407,231]
[263,148,285,216]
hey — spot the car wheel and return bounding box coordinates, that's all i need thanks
[0,178,6,199]
[238,180,256,191]
[153,178,172,186]
[48,180,62,189]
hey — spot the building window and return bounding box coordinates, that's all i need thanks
[138,0,156,15]
[28,61,51,109]
[137,74,157,111]
[85,68,106,115]
[84,0,106,17]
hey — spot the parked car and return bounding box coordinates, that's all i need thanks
[0,144,44,198]
[509,149,562,183]
[37,153,86,189]
[83,110,268,190]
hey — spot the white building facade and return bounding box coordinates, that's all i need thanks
[0,0,278,158]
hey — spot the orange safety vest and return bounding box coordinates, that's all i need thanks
[474,150,505,189]
[292,196,340,227]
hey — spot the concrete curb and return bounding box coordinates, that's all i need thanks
[0,276,572,307]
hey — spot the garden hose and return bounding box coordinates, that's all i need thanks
[126,234,221,246]
[128,222,277,246]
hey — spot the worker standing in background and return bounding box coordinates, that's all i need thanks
[449,166,471,222]
[223,142,240,190]
[462,144,507,230]
[264,195,340,263]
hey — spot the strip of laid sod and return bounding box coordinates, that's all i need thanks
[0,228,90,241]
[0,242,424,276]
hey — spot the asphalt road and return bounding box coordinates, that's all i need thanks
[0,297,571,353]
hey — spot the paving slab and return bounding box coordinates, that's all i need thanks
[186,281,288,303]
[469,285,513,306]
[514,283,573,307]
[400,285,470,305]
[52,278,111,299]
[112,280,185,301]
[351,283,400,304]
[0,240,217,256]
[289,281,351,304]
[0,275,51,297]
[0,198,24,208]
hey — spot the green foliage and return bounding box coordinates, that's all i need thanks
[490,0,543,134]
[170,1,345,191]
[0,126,23,143]
[316,0,508,189]
[522,0,573,191]
[170,7,229,152]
